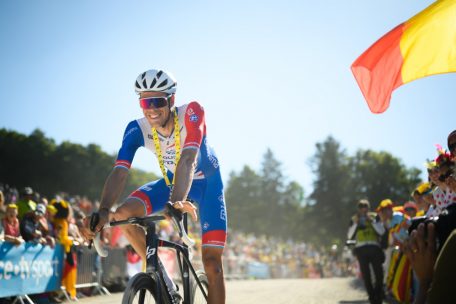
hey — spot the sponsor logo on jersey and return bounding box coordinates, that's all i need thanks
[141,186,152,191]
[189,114,198,122]
[207,152,219,169]
[187,108,195,115]
[203,222,209,230]
[123,127,138,141]
[220,208,226,221]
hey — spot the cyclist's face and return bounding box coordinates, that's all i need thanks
[140,91,172,128]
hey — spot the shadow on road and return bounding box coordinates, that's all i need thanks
[338,278,369,304]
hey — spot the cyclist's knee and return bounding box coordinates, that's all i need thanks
[202,248,224,279]
[113,198,146,221]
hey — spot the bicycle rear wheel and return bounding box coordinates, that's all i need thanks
[122,272,160,304]
[191,270,208,304]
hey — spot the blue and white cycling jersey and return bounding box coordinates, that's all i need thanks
[114,101,227,248]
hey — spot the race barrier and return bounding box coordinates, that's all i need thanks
[60,246,111,300]
[0,241,64,300]
[100,247,127,290]
[1,240,341,302]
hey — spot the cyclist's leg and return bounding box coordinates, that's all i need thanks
[112,177,170,261]
[197,170,227,304]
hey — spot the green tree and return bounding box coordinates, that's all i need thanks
[307,136,352,245]
[225,149,305,239]
[0,128,159,201]
[349,149,421,207]
[225,165,262,233]
[259,148,284,233]
[278,181,305,238]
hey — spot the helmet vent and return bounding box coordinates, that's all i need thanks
[141,72,146,79]
[150,78,157,88]
[142,79,148,88]
[135,81,141,89]
[157,79,168,88]
[156,70,163,78]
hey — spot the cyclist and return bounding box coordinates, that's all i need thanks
[80,69,227,304]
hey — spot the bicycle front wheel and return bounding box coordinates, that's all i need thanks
[191,270,208,304]
[122,272,160,304]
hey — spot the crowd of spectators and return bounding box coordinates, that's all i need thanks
[1,181,357,303]
[347,129,456,304]
[0,185,86,302]
[223,231,355,279]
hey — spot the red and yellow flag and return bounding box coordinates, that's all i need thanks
[351,0,456,113]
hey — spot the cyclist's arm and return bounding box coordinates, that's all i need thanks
[82,120,142,236]
[169,101,204,205]
[99,167,129,211]
[169,148,197,203]
[98,120,143,211]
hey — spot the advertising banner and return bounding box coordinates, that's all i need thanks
[0,242,64,297]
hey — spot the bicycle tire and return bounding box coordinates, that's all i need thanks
[122,272,161,304]
[190,270,209,304]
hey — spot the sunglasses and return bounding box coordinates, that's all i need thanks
[139,96,170,109]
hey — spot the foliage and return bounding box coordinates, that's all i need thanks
[0,128,158,200]
[226,137,422,245]
[226,148,305,239]
[1,128,422,245]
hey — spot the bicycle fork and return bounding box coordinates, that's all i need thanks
[145,224,181,304]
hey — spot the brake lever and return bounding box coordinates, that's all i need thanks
[165,202,195,247]
[89,212,110,257]
[88,213,100,249]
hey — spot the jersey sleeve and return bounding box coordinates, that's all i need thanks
[183,101,206,151]
[115,120,144,170]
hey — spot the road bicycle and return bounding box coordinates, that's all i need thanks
[90,205,208,304]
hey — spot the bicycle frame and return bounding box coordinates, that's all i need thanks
[144,215,208,304]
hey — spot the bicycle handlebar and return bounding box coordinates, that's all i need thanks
[89,209,195,257]
[164,202,196,248]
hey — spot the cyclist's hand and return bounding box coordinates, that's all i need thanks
[79,217,95,241]
[93,208,110,233]
[173,200,198,222]
[79,208,110,241]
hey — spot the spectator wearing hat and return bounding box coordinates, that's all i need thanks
[2,204,24,246]
[442,130,456,193]
[377,199,413,303]
[377,199,408,238]
[412,182,434,216]
[427,155,456,215]
[36,203,57,248]
[403,201,418,218]
[20,203,47,244]
[16,187,37,220]
[347,199,385,304]
[52,199,77,300]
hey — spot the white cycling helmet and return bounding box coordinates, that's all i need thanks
[134,69,177,95]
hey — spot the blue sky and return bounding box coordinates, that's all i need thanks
[1,0,455,196]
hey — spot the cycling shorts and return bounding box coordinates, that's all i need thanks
[128,169,227,249]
